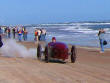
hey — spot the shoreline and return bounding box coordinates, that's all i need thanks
[76,45,110,51]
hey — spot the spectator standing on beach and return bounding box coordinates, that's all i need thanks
[22,27,25,40]
[0,34,3,48]
[15,27,18,37]
[23,29,28,41]
[15,27,18,33]
[1,27,5,35]
[37,29,41,41]
[5,27,7,34]
[12,28,16,39]
[18,29,22,41]
[0,27,3,35]
[34,29,38,41]
[0,27,2,35]
[5,27,8,38]
[7,28,11,38]
[22,27,25,32]
[40,28,46,41]
[98,28,105,53]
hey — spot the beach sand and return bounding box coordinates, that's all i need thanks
[0,41,110,83]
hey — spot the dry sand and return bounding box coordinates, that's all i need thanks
[0,41,110,83]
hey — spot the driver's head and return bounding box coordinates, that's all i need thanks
[52,37,56,43]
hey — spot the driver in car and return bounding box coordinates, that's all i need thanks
[52,37,56,43]
[47,37,56,57]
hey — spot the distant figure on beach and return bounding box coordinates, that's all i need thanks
[98,28,105,53]
[1,27,5,35]
[12,28,16,39]
[0,27,2,35]
[0,35,3,47]
[37,29,41,41]
[7,28,11,38]
[40,28,46,41]
[23,28,28,41]
[6,28,8,38]
[18,29,22,42]
[0,27,4,35]
[34,29,38,41]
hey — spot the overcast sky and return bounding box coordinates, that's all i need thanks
[0,0,110,25]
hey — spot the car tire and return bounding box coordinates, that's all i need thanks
[45,45,51,63]
[37,44,41,60]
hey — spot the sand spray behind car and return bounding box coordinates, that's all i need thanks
[1,39,37,59]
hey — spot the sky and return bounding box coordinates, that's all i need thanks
[0,0,110,25]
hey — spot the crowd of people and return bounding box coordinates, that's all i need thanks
[0,26,28,41]
[34,28,46,41]
[0,26,46,42]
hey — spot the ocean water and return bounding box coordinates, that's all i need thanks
[26,23,110,48]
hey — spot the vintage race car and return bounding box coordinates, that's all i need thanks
[37,41,77,63]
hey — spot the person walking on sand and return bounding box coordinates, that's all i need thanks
[98,28,105,53]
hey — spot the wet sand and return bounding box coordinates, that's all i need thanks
[0,41,110,83]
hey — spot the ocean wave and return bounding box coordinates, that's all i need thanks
[59,26,99,34]
[40,23,110,26]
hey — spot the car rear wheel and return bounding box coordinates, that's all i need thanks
[37,44,41,60]
[44,46,50,63]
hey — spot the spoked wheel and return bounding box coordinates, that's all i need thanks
[44,46,50,63]
[71,45,77,63]
[37,44,42,60]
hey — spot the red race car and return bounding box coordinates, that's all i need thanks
[37,41,77,63]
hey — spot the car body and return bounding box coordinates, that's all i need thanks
[37,41,76,63]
